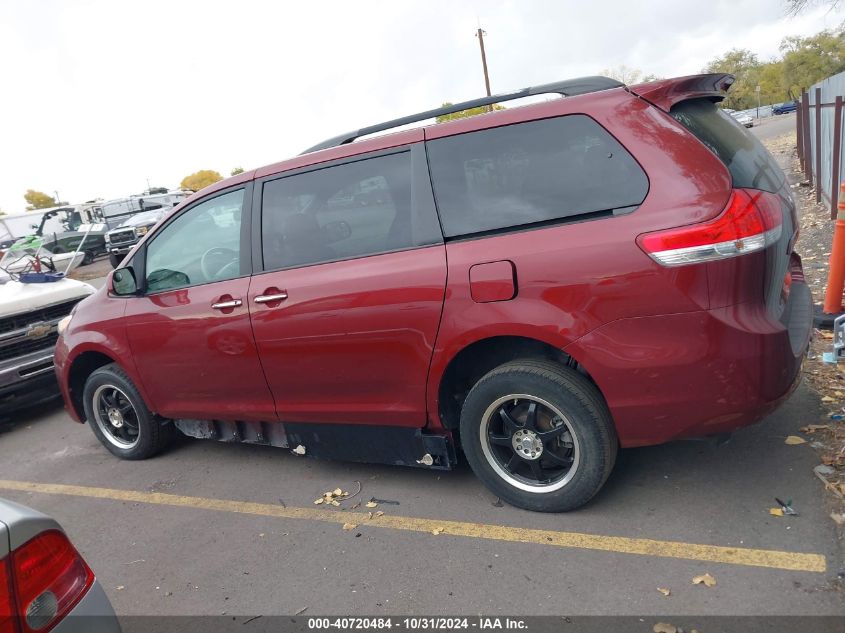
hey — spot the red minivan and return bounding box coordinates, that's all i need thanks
[54,74,811,512]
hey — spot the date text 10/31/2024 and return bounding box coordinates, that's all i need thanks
[307,618,528,630]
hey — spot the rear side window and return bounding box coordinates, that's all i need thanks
[426,115,649,237]
[261,151,440,271]
[670,99,785,194]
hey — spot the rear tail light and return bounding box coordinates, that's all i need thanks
[7,530,94,633]
[638,188,783,266]
[1,557,16,633]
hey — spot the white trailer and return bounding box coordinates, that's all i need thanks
[99,190,190,228]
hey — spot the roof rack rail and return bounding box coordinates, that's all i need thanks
[301,76,624,154]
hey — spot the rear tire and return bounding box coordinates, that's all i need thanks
[81,250,95,265]
[83,363,174,460]
[460,360,617,512]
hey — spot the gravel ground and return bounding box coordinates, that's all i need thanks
[764,132,845,532]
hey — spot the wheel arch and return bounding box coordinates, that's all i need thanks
[67,350,121,421]
[434,335,598,432]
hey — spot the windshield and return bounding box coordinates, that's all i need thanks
[39,209,82,235]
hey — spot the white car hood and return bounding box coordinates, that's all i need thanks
[0,277,95,318]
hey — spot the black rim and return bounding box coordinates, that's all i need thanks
[93,385,140,448]
[481,395,579,491]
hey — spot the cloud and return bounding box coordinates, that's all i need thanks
[0,0,841,214]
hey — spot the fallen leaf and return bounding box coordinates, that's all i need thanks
[653,624,677,633]
[692,573,716,587]
[431,527,444,535]
[822,396,836,403]
[314,498,324,505]
[330,500,340,507]
[366,501,378,508]
[769,507,784,517]
[785,435,807,445]
[116,586,125,591]
[657,587,671,597]
[801,424,830,434]
[342,522,357,531]
[367,512,373,520]
[831,512,845,525]
[375,511,384,517]
[333,488,343,496]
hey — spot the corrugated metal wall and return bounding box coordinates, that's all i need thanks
[808,72,845,206]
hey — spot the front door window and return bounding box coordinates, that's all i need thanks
[145,189,243,292]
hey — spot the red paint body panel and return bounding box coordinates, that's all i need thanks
[56,75,812,456]
[54,280,141,423]
[248,246,446,426]
[424,90,729,431]
[469,261,516,303]
[256,129,425,180]
[122,278,275,422]
[628,73,734,112]
[564,299,804,447]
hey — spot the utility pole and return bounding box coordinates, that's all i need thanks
[476,27,492,111]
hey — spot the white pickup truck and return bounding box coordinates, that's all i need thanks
[0,272,94,410]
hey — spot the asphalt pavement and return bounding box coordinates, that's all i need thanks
[750,112,795,142]
[1,115,843,622]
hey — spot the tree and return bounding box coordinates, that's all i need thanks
[24,189,59,211]
[436,102,505,123]
[785,0,839,15]
[780,29,845,96]
[703,48,763,109]
[180,170,223,192]
[600,66,662,84]
[230,167,244,176]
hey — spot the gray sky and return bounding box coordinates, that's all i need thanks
[0,0,842,214]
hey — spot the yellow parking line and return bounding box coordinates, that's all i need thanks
[0,479,826,573]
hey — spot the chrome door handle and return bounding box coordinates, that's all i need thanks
[211,299,243,310]
[254,292,288,304]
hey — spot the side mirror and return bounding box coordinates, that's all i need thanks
[112,267,138,296]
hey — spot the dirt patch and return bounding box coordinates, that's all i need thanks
[68,256,112,281]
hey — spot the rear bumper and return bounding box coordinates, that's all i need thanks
[54,580,122,633]
[566,280,813,447]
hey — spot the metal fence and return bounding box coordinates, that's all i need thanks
[800,71,845,218]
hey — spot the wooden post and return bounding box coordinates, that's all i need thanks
[803,91,813,182]
[816,87,823,203]
[832,96,843,220]
[797,100,804,169]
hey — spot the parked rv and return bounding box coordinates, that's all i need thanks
[99,190,190,228]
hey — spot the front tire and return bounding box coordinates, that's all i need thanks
[460,360,617,512]
[83,363,173,459]
[109,253,121,268]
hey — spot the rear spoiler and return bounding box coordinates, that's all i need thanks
[627,73,735,112]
